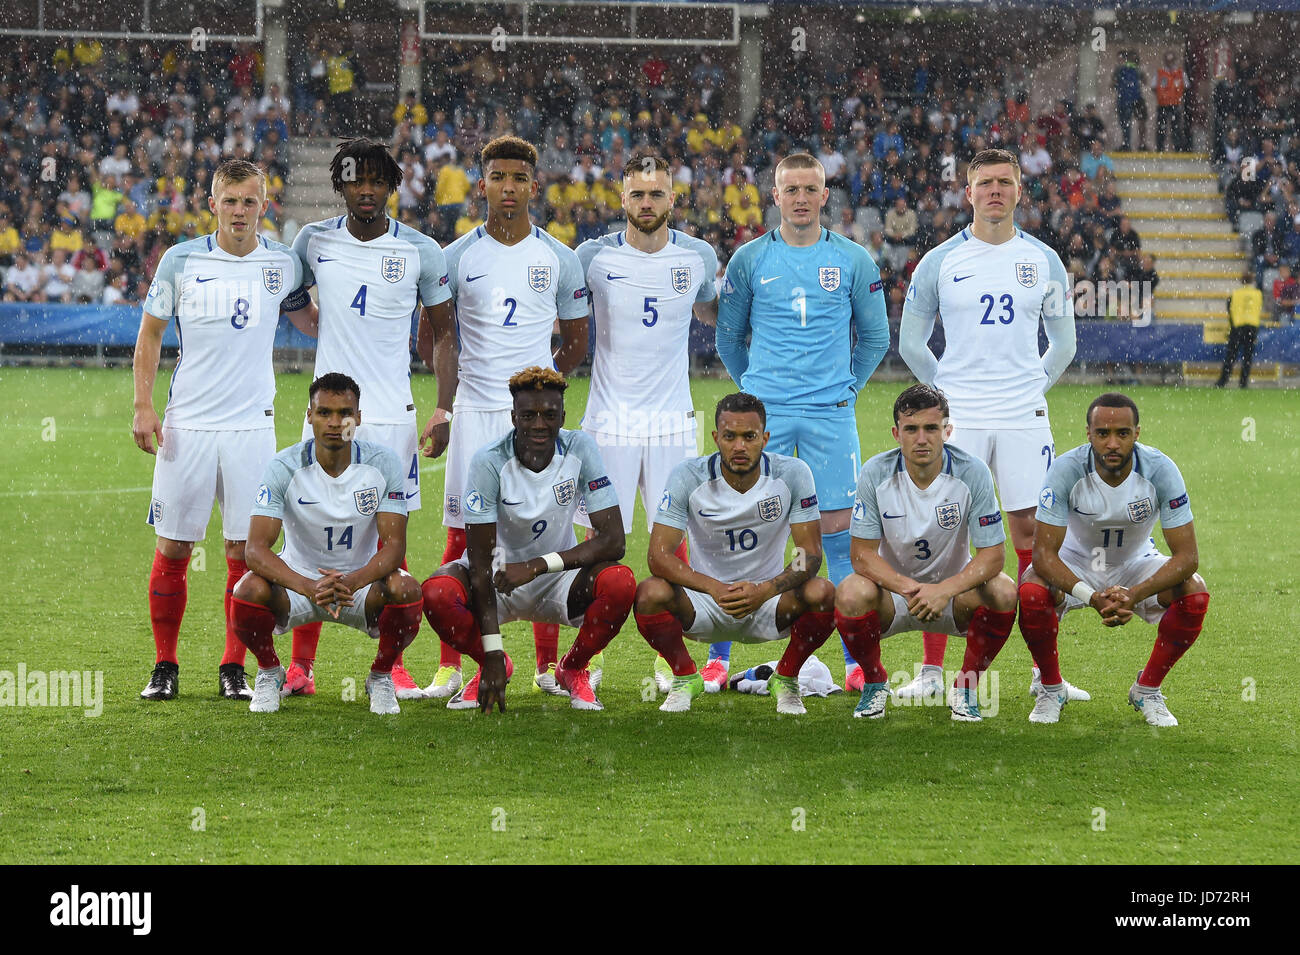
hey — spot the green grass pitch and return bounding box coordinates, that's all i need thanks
[2,367,1297,863]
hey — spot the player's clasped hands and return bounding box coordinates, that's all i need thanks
[1094,586,1135,627]
[493,560,539,596]
[907,581,951,623]
[714,580,771,619]
[312,568,354,618]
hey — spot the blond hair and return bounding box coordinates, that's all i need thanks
[212,159,267,199]
[508,365,568,396]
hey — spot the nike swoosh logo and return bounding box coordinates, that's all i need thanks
[195,276,218,283]
[759,276,782,285]
[150,590,180,597]
[953,274,974,282]
[606,273,628,281]
[466,273,487,282]
[883,512,904,519]
[406,491,419,499]
[316,256,336,263]
[1072,507,1098,516]
[697,510,721,517]
[297,497,320,505]
[502,499,524,506]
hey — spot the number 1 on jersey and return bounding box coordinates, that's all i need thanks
[791,287,807,327]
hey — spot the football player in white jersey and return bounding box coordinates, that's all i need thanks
[897,147,1085,704]
[833,385,1019,722]
[132,159,310,702]
[633,393,837,715]
[1020,394,1208,726]
[576,149,718,543]
[415,136,591,701]
[420,368,635,712]
[282,138,453,701]
[231,374,424,715]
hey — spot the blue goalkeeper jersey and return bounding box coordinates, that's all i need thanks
[716,228,889,410]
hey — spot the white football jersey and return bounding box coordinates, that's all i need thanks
[1037,442,1193,569]
[292,217,451,424]
[144,233,304,430]
[463,428,619,562]
[577,228,718,437]
[902,227,1073,428]
[851,444,1005,584]
[252,438,408,578]
[655,452,820,584]
[443,225,589,410]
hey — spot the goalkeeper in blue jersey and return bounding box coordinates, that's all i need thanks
[714,152,889,692]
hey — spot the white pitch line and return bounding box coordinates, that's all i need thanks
[0,485,153,497]
[0,461,444,499]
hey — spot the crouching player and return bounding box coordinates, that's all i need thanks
[1020,393,1208,726]
[231,374,424,715]
[633,393,837,715]
[421,367,635,712]
[835,385,1017,721]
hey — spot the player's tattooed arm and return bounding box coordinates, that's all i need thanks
[1031,520,1124,620]
[693,297,718,327]
[647,522,731,605]
[765,519,823,596]
[245,515,322,600]
[850,536,921,599]
[131,312,168,453]
[419,300,459,458]
[338,512,408,595]
[553,316,589,375]
[466,521,508,713]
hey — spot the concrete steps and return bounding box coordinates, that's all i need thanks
[283,138,345,237]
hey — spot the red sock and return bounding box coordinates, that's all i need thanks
[374,600,423,673]
[635,610,696,676]
[673,538,689,564]
[562,565,635,671]
[148,550,190,665]
[221,557,249,666]
[231,597,280,669]
[777,610,835,678]
[1140,592,1208,687]
[534,623,560,670]
[438,528,468,668]
[955,606,1016,689]
[921,631,947,667]
[290,623,322,672]
[1018,582,1061,685]
[834,609,885,683]
[421,575,485,664]
[1016,548,1033,583]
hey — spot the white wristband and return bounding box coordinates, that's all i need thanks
[1071,581,1096,605]
[541,552,565,574]
[481,632,504,654]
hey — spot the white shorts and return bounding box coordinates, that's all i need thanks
[275,581,376,635]
[443,408,513,527]
[1058,549,1171,625]
[576,430,698,532]
[148,427,276,542]
[684,590,788,644]
[302,416,420,511]
[450,558,584,628]
[882,591,962,638]
[947,424,1056,513]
